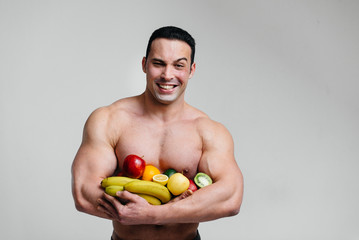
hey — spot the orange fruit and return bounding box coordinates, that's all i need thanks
[142,165,161,181]
[167,173,190,196]
[153,174,169,185]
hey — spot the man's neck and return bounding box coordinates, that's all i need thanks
[141,92,187,123]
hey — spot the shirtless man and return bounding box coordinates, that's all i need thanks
[71,26,243,240]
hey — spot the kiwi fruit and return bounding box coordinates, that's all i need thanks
[194,172,212,188]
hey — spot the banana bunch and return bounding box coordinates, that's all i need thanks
[101,176,139,188]
[101,176,171,205]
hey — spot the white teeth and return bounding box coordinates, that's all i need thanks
[158,84,175,89]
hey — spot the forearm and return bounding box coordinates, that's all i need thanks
[72,178,112,220]
[152,179,243,224]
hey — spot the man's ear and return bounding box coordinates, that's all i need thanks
[189,62,196,78]
[142,57,147,73]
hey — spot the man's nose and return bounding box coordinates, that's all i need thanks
[161,66,174,80]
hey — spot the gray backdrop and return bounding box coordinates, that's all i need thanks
[1,1,358,239]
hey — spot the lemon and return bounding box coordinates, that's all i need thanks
[152,174,169,185]
[167,173,190,196]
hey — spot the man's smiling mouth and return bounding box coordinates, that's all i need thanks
[157,84,177,90]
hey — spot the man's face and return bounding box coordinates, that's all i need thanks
[142,38,195,105]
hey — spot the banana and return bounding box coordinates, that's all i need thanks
[105,185,124,196]
[105,185,161,205]
[136,193,161,205]
[101,176,139,188]
[124,180,172,204]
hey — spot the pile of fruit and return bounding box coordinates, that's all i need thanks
[100,154,213,205]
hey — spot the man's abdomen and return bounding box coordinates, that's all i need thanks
[112,222,199,240]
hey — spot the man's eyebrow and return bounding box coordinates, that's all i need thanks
[175,57,188,62]
[151,57,188,63]
[151,58,165,62]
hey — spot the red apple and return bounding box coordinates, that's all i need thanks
[122,154,146,178]
[188,179,198,192]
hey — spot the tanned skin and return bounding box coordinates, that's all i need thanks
[72,38,243,240]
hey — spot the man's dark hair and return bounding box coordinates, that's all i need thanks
[145,26,196,65]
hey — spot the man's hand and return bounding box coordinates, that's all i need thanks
[97,191,155,225]
[97,190,195,225]
[169,190,193,203]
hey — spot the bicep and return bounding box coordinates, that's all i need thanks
[71,141,117,215]
[71,109,118,208]
[196,121,243,215]
[72,141,117,185]
[198,122,242,188]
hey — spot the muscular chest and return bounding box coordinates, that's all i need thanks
[115,120,202,179]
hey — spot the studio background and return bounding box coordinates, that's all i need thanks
[1,1,358,239]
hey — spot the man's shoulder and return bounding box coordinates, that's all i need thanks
[85,96,142,130]
[185,105,218,126]
[188,108,231,141]
[83,96,142,142]
[194,116,233,150]
[91,96,141,118]
[195,116,227,133]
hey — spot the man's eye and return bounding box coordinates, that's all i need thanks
[176,64,184,68]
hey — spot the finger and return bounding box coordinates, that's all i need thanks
[102,192,125,212]
[169,190,194,203]
[97,197,118,218]
[97,204,115,219]
[97,197,115,213]
[181,189,193,199]
[116,190,144,203]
